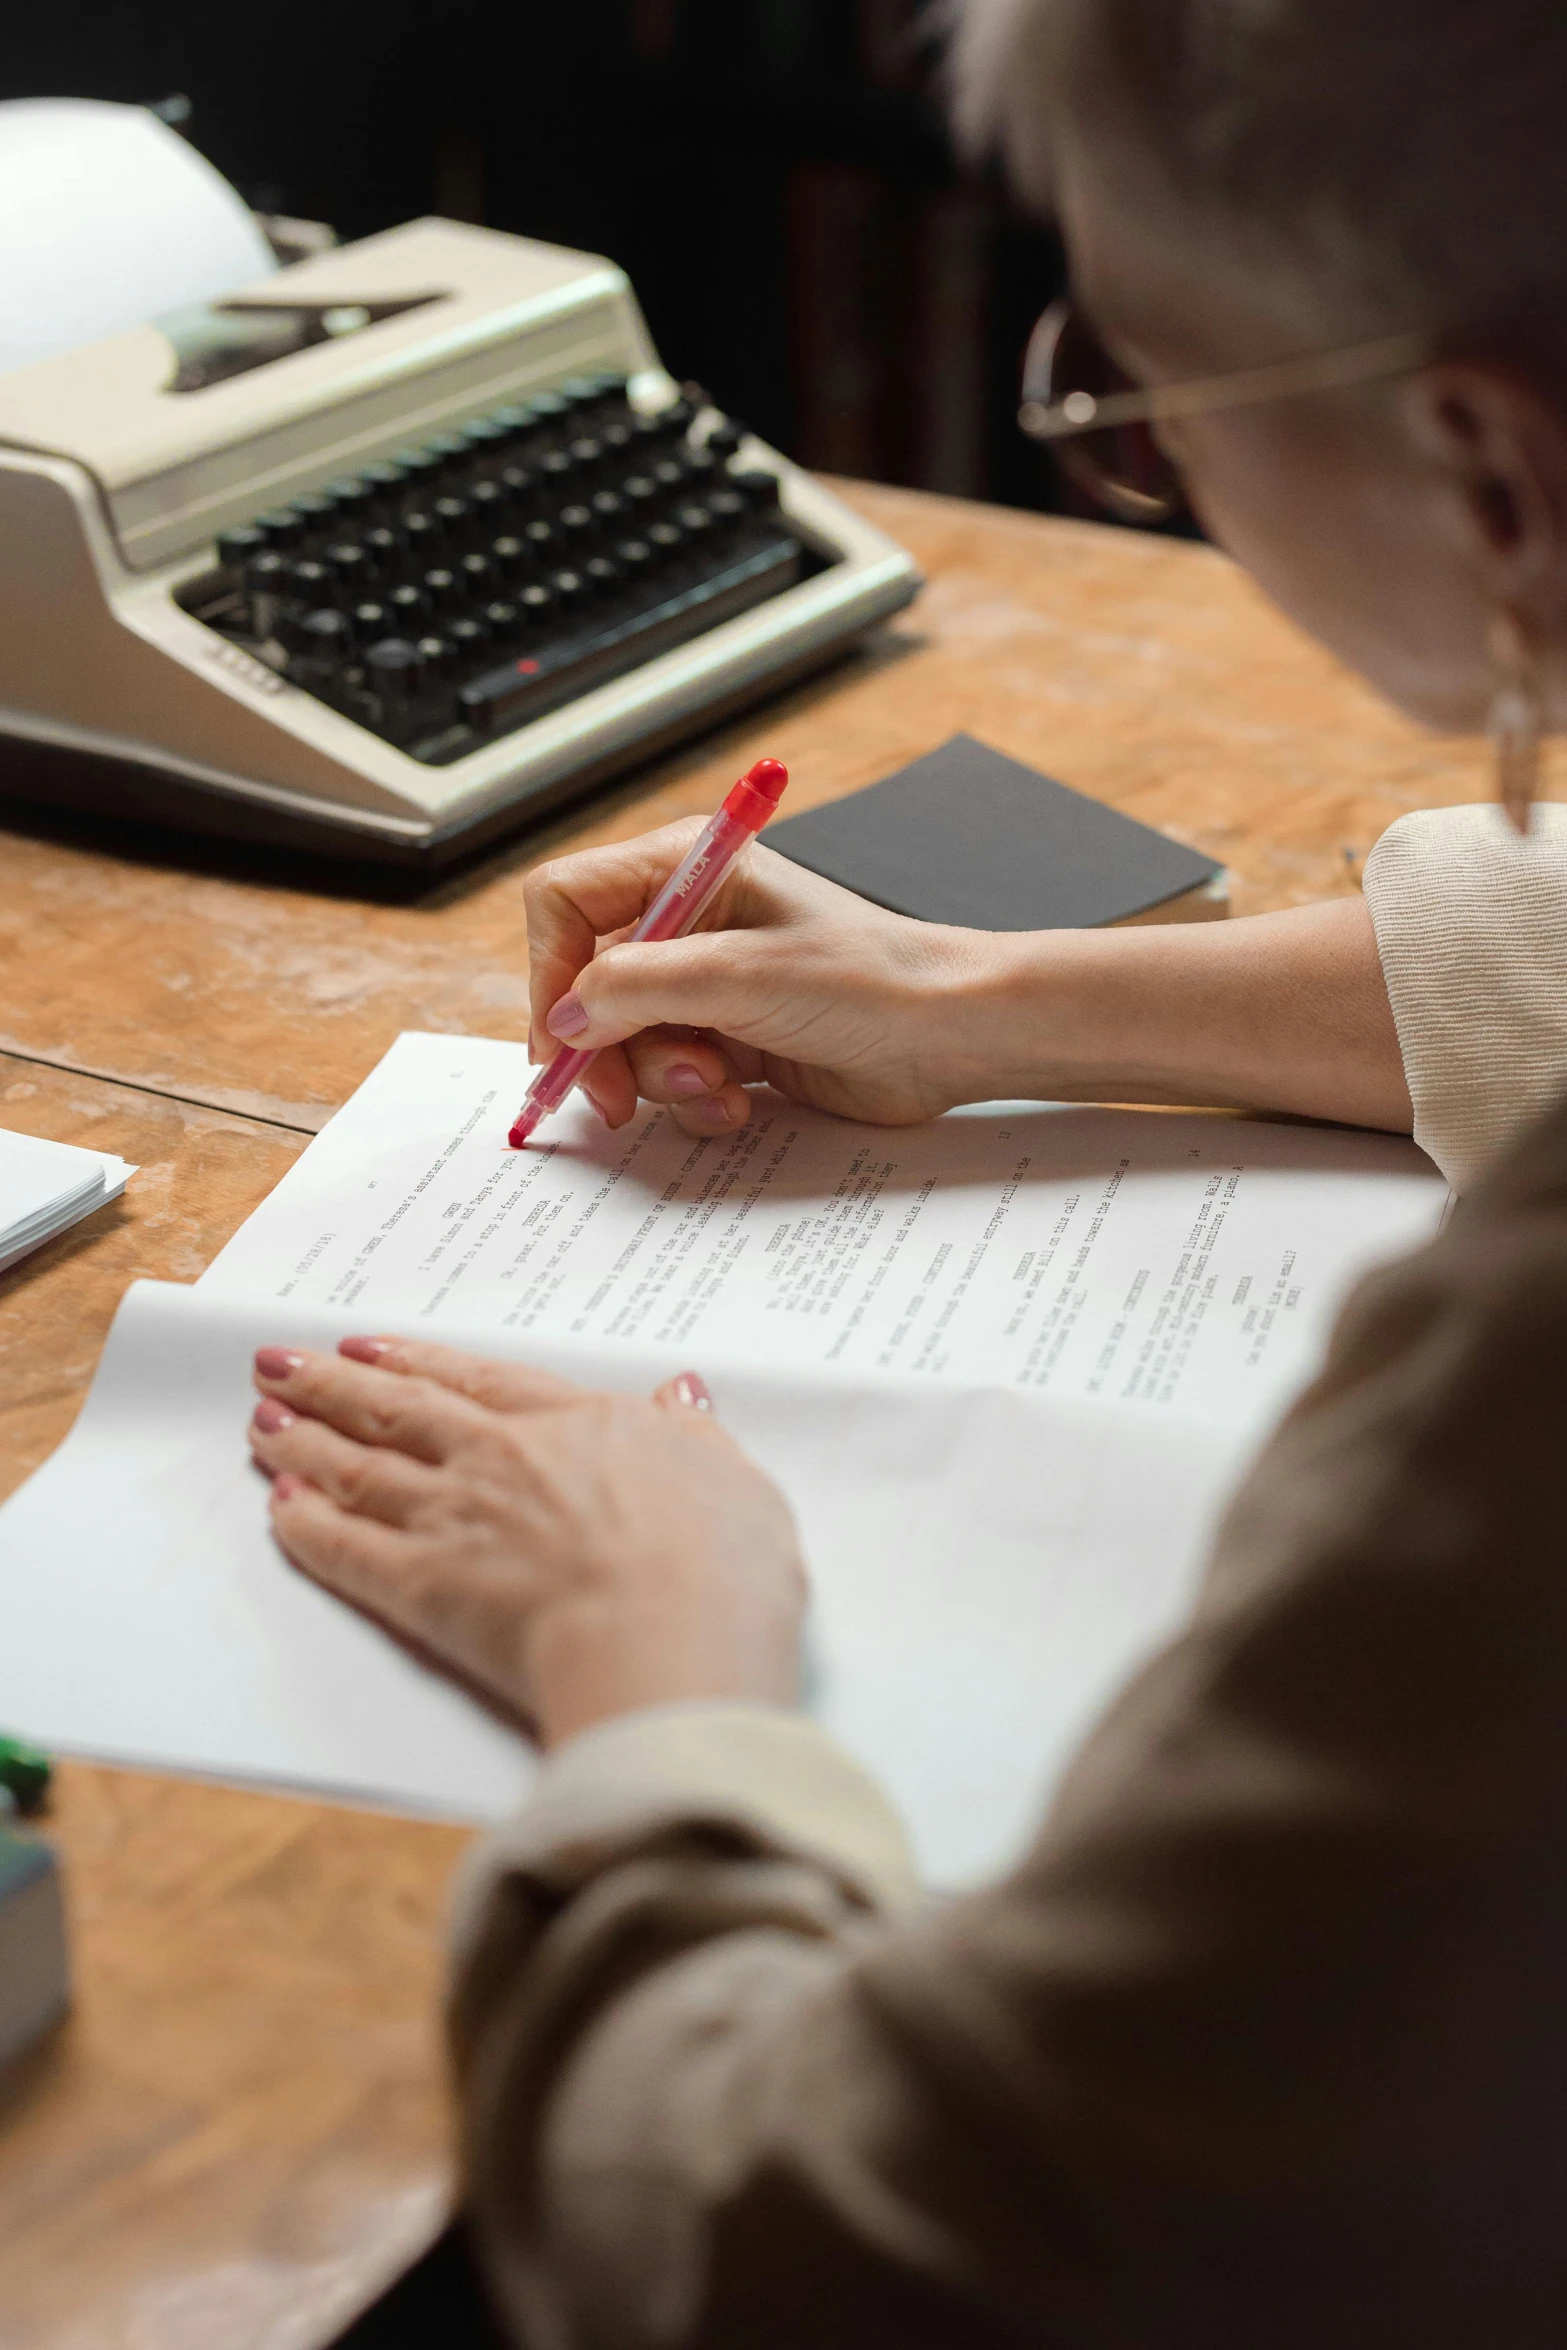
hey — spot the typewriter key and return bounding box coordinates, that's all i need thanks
[402,511,439,562]
[360,460,408,498]
[218,524,268,571]
[364,638,423,718]
[422,566,461,612]
[387,582,427,624]
[289,492,336,531]
[489,535,528,581]
[458,552,494,595]
[447,614,490,655]
[361,526,403,573]
[289,558,332,599]
[282,606,353,657]
[350,600,391,642]
[244,552,291,637]
[550,567,590,609]
[324,476,373,517]
[468,478,508,529]
[394,447,443,489]
[255,507,306,548]
[706,417,746,459]
[432,495,472,541]
[324,542,372,590]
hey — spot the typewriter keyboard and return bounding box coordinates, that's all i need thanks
[184,378,819,766]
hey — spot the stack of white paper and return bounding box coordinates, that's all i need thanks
[0,1128,133,1274]
[0,1037,1449,1886]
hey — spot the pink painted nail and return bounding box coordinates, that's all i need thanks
[666,1063,709,1098]
[339,1336,394,1364]
[272,1473,303,1502]
[255,1346,304,1380]
[547,990,589,1039]
[252,1397,295,1434]
[671,1371,714,1412]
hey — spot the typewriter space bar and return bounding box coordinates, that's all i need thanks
[455,536,805,745]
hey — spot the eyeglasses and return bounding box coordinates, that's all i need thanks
[1019,298,1434,527]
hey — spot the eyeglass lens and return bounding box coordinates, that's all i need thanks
[1025,301,1188,528]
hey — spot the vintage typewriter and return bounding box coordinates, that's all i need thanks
[0,218,920,864]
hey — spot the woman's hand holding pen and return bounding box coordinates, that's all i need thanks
[526,819,1417,1139]
[525,821,999,1135]
[249,1337,805,1747]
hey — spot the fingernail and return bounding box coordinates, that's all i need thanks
[547,990,589,1039]
[252,1397,295,1434]
[272,1473,303,1502]
[255,1346,304,1380]
[672,1371,714,1412]
[339,1336,393,1364]
[666,1063,710,1098]
[692,1092,737,1125]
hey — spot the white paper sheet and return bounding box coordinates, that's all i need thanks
[0,1280,1251,1885]
[204,1033,1449,1436]
[0,99,275,377]
[0,1034,1450,1885]
[0,1131,134,1273]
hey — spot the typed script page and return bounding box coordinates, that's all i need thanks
[202,1033,1448,1429]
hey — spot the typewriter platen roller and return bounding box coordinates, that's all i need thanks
[0,218,921,864]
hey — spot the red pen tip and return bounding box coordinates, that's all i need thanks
[741,757,788,804]
[508,1108,540,1148]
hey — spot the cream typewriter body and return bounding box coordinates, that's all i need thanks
[0,218,920,863]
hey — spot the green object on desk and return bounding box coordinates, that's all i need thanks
[0,1734,52,1815]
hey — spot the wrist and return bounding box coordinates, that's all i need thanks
[528,1576,805,1751]
[918,925,1117,1104]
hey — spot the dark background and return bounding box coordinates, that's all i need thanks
[3,0,1083,516]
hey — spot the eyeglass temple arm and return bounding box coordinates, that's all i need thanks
[1019,329,1434,441]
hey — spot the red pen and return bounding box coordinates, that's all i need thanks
[509,757,790,1147]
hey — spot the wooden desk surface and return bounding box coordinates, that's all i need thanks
[0,482,1500,2349]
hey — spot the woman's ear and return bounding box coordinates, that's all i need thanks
[1403,362,1567,603]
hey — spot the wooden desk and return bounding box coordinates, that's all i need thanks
[0,483,1498,2349]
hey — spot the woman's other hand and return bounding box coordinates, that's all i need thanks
[525,822,998,1134]
[249,1335,806,1749]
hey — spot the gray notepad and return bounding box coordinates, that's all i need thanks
[765,736,1223,930]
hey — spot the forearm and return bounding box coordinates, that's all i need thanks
[938,895,1413,1132]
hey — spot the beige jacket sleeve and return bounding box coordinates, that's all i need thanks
[449,1096,1567,2350]
[1364,800,1567,1188]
